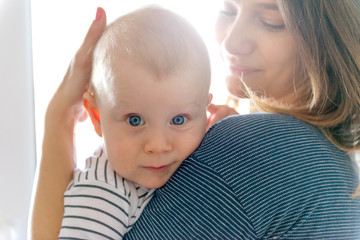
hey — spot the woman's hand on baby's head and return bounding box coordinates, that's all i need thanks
[63,7,107,111]
[47,8,107,125]
[207,103,238,130]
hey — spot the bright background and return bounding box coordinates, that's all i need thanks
[0,0,34,239]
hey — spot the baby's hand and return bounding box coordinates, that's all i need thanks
[207,103,238,130]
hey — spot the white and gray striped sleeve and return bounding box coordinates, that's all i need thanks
[59,146,152,240]
[128,185,155,227]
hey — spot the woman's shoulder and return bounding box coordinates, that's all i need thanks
[193,113,358,210]
[196,113,336,161]
[194,113,353,177]
[214,112,316,129]
[189,113,360,238]
[205,113,321,141]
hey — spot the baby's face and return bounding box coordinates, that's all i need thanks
[97,60,210,188]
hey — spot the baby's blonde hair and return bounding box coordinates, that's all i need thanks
[91,5,211,102]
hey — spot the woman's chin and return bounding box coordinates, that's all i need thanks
[226,77,249,99]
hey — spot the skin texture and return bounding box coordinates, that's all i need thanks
[215,0,299,101]
[84,58,211,189]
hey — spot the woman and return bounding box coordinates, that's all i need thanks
[30,0,360,239]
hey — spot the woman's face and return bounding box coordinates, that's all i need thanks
[215,0,299,100]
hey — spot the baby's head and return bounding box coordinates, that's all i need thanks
[84,6,211,188]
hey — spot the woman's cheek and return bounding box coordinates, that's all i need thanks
[215,18,227,44]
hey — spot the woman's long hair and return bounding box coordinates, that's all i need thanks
[249,0,360,196]
[253,0,360,152]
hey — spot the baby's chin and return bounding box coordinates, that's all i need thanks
[138,177,170,189]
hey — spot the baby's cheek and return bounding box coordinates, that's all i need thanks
[185,134,205,157]
[108,152,132,175]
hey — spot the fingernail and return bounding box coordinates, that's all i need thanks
[95,7,102,22]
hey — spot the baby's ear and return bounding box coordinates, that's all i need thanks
[83,92,102,137]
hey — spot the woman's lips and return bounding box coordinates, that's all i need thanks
[229,65,260,76]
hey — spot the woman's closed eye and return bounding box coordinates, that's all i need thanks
[171,115,188,125]
[219,1,237,17]
[260,19,285,31]
[127,115,145,127]
[219,9,237,17]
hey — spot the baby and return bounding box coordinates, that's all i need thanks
[59,5,211,239]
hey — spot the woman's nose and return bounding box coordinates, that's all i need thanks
[222,14,255,56]
[144,130,173,154]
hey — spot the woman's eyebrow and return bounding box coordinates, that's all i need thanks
[227,0,280,11]
[255,2,279,11]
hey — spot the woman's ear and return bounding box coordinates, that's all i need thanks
[83,92,102,137]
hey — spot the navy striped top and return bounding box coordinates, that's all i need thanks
[125,113,360,239]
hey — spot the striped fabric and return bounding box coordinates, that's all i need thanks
[126,113,360,239]
[59,145,154,240]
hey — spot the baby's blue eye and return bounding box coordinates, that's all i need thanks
[171,116,188,125]
[127,115,144,126]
